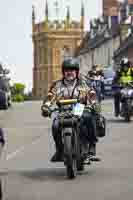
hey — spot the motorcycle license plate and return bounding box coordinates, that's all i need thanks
[73,103,85,116]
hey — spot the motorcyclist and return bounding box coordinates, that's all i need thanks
[112,57,133,117]
[41,58,98,163]
[87,65,98,79]
[95,67,105,100]
[87,65,105,102]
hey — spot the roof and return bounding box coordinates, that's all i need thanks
[113,34,133,58]
[76,24,120,56]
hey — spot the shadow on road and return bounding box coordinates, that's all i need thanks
[21,167,66,181]
[17,167,91,182]
[20,167,90,181]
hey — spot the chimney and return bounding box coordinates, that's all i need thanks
[108,7,119,28]
[103,0,119,16]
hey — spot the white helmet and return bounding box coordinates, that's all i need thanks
[120,57,130,67]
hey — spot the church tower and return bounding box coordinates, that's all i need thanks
[32,1,85,99]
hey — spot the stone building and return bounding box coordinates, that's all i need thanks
[76,23,120,75]
[113,34,133,65]
[113,0,133,65]
[75,0,133,75]
[75,6,121,75]
[32,1,85,99]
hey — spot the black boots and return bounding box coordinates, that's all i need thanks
[89,143,101,162]
[89,143,96,156]
[83,143,96,164]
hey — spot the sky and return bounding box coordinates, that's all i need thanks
[0,0,102,92]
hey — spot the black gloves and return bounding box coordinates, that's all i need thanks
[41,105,51,117]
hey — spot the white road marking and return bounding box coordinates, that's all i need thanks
[6,136,43,161]
[6,146,25,161]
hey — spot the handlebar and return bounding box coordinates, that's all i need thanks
[57,99,78,106]
[41,99,78,114]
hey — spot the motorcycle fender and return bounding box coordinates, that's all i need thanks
[63,128,72,136]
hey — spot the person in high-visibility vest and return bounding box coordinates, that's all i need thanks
[112,58,133,117]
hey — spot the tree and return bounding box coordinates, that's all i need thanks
[11,83,25,96]
[11,83,26,102]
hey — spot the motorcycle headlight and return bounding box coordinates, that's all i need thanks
[128,89,133,96]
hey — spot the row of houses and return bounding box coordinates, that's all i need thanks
[76,0,133,74]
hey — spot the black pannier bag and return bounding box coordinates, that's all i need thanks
[96,115,106,137]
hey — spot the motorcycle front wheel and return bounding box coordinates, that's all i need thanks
[64,128,77,179]
[123,100,132,122]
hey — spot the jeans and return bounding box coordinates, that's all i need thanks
[52,117,63,151]
[80,111,98,145]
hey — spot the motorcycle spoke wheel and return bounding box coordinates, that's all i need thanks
[64,135,76,179]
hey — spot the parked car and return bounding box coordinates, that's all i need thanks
[0,77,11,109]
[103,68,115,96]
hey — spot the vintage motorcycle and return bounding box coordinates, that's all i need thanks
[41,95,105,179]
[42,98,86,179]
[120,82,133,122]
